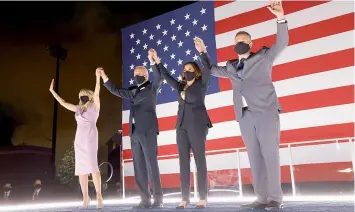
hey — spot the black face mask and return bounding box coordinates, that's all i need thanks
[234,42,250,55]
[184,71,196,81]
[134,75,145,85]
[80,96,90,104]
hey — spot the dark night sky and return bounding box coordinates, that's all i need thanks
[0,1,193,163]
[0,2,194,30]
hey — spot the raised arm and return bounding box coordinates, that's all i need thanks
[49,79,76,112]
[93,68,101,112]
[195,37,229,78]
[151,49,180,91]
[156,59,180,91]
[100,70,134,100]
[194,37,211,85]
[200,56,211,86]
[264,0,289,62]
[148,49,163,91]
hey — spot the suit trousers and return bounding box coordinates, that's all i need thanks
[176,124,208,201]
[130,127,163,203]
[239,109,283,203]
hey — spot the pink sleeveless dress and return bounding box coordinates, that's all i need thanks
[74,103,100,176]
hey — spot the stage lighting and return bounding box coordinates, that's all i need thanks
[46,43,68,165]
[46,44,67,61]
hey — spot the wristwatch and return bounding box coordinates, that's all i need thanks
[201,50,207,54]
[277,19,287,24]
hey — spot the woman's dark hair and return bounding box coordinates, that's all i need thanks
[181,62,202,81]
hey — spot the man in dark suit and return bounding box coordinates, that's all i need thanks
[32,179,42,201]
[99,49,164,208]
[197,1,288,210]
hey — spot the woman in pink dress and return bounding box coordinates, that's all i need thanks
[49,68,103,209]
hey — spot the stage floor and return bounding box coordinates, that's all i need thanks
[4,201,354,212]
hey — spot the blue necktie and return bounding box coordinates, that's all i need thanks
[237,58,245,78]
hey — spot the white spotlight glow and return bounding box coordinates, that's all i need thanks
[338,168,353,173]
[0,195,354,211]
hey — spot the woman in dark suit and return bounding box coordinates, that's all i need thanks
[150,48,212,209]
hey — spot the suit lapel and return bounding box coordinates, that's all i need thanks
[135,81,150,97]
[230,52,257,80]
[241,52,259,79]
[227,60,242,81]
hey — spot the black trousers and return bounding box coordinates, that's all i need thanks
[130,128,163,203]
[176,124,208,201]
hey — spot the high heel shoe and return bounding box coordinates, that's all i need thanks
[176,200,190,209]
[195,199,207,209]
[97,198,103,209]
[83,196,91,209]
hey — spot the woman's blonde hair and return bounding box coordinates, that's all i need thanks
[78,89,94,112]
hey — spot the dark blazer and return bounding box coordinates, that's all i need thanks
[104,64,163,135]
[156,62,212,131]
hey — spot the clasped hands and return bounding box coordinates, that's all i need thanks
[148,49,160,64]
[95,67,104,77]
[194,37,207,53]
[95,67,108,82]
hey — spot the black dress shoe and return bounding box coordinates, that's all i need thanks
[241,201,268,209]
[151,201,164,208]
[265,201,283,210]
[132,201,151,209]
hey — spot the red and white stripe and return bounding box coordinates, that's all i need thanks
[122,1,355,189]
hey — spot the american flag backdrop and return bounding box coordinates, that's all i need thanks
[121,1,354,190]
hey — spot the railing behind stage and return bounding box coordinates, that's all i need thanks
[88,162,114,192]
[121,137,355,199]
